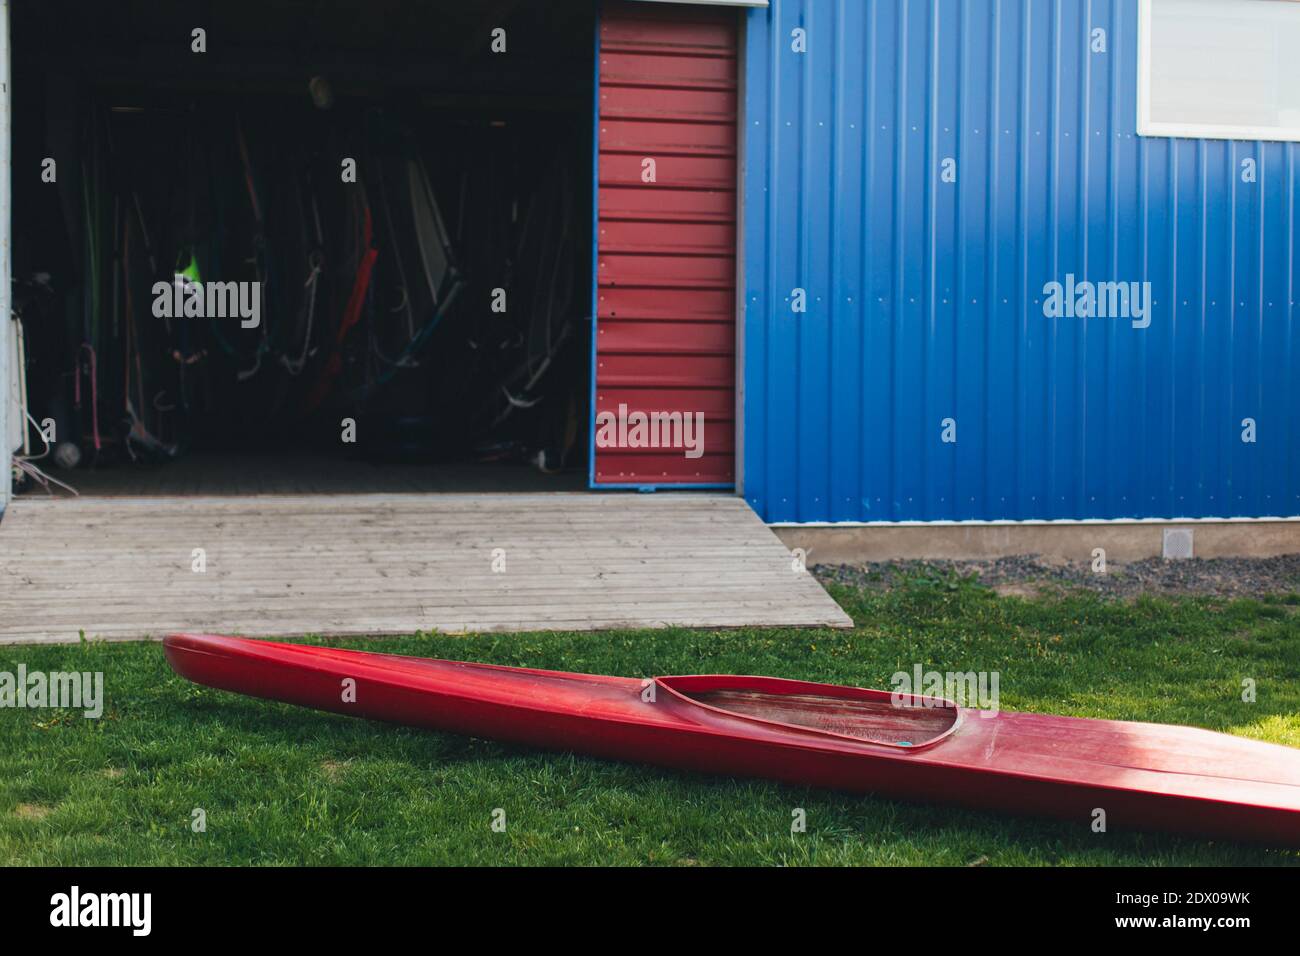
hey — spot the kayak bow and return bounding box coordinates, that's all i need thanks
[163,634,1300,845]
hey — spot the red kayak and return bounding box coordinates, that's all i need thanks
[163,633,1300,845]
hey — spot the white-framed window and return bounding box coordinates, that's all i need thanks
[1138,0,1300,142]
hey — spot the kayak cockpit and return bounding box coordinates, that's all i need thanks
[657,675,961,750]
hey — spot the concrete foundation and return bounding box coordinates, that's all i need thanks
[772,521,1300,565]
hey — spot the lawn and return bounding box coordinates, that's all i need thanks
[2,569,1298,866]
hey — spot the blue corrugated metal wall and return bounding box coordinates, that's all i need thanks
[741,0,1300,523]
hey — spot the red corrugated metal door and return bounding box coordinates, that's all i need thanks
[592,0,738,487]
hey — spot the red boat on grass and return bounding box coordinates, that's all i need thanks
[163,633,1300,845]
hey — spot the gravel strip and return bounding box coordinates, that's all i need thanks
[813,554,1300,600]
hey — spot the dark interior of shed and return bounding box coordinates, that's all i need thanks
[10,0,595,496]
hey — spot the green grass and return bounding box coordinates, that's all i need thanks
[2,570,1298,865]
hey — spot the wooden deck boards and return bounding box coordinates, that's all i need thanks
[0,494,852,644]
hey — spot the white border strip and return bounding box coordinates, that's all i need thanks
[632,1,768,7]
[0,1,11,516]
[772,516,1300,528]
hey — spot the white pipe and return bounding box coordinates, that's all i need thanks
[14,315,27,456]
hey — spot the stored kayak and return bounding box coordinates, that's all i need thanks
[163,633,1300,845]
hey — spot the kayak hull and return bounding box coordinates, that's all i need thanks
[163,634,1300,845]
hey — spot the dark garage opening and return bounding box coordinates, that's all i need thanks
[10,0,595,497]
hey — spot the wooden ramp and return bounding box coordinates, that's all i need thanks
[0,494,851,645]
